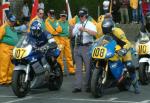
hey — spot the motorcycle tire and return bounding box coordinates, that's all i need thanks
[91,68,104,98]
[11,70,30,98]
[139,62,149,85]
[48,63,63,90]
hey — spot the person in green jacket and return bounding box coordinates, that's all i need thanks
[0,14,18,85]
[57,10,75,75]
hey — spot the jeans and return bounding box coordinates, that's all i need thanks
[132,9,138,22]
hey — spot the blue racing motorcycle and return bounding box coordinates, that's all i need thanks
[11,35,63,98]
[90,35,131,98]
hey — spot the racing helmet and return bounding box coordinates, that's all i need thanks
[102,18,115,34]
[8,14,16,22]
[30,20,42,37]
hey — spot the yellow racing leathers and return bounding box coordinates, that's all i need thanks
[0,22,18,84]
[56,19,75,74]
[45,17,62,43]
[112,27,132,62]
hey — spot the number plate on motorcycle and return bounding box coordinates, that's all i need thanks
[14,48,27,59]
[92,46,107,59]
[138,44,150,54]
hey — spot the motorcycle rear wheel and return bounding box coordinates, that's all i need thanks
[91,68,104,98]
[11,70,30,98]
[48,63,63,90]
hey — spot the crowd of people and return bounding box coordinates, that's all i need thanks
[2,0,150,95]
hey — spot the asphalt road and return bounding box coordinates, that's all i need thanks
[0,75,150,103]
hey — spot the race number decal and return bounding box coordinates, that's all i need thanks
[14,48,26,59]
[138,44,149,55]
[92,47,107,59]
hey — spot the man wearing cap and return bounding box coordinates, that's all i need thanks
[72,8,97,93]
[69,7,97,65]
[28,8,45,32]
[0,14,18,85]
[57,10,75,75]
[45,9,62,43]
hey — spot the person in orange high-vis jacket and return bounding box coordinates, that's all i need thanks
[96,13,112,38]
[28,8,45,32]
[45,9,62,43]
[0,15,18,85]
[130,0,138,23]
[56,10,75,74]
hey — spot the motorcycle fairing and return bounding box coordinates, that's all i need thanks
[109,60,125,80]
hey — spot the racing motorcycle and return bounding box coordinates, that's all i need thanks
[89,35,131,98]
[135,33,150,85]
[11,36,63,98]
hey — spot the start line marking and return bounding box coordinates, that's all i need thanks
[0,95,150,103]
[49,97,150,103]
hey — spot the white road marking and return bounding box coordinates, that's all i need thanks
[2,96,33,103]
[0,95,16,98]
[139,100,150,103]
[50,97,138,103]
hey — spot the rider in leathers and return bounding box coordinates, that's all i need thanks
[27,20,58,66]
[101,18,140,94]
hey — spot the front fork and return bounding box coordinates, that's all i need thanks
[96,61,108,84]
[24,64,30,82]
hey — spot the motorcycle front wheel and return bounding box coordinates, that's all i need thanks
[11,70,30,98]
[48,62,63,90]
[139,62,149,85]
[91,68,104,98]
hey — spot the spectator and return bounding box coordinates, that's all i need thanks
[57,10,75,75]
[72,8,97,93]
[112,0,121,24]
[45,9,62,43]
[22,1,30,22]
[103,0,110,14]
[38,0,44,10]
[28,8,45,32]
[119,0,130,24]
[130,0,138,23]
[138,0,144,24]
[69,7,97,64]
[0,14,18,85]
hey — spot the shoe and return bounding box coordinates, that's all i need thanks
[0,83,10,87]
[72,88,82,93]
[69,72,75,75]
[133,81,140,94]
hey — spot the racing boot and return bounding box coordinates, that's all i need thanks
[130,73,140,94]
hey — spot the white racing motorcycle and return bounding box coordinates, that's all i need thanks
[11,35,63,98]
[135,32,150,85]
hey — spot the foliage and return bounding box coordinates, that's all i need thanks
[43,0,103,20]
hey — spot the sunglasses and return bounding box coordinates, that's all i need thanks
[60,15,67,17]
[39,12,44,15]
[79,15,84,18]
